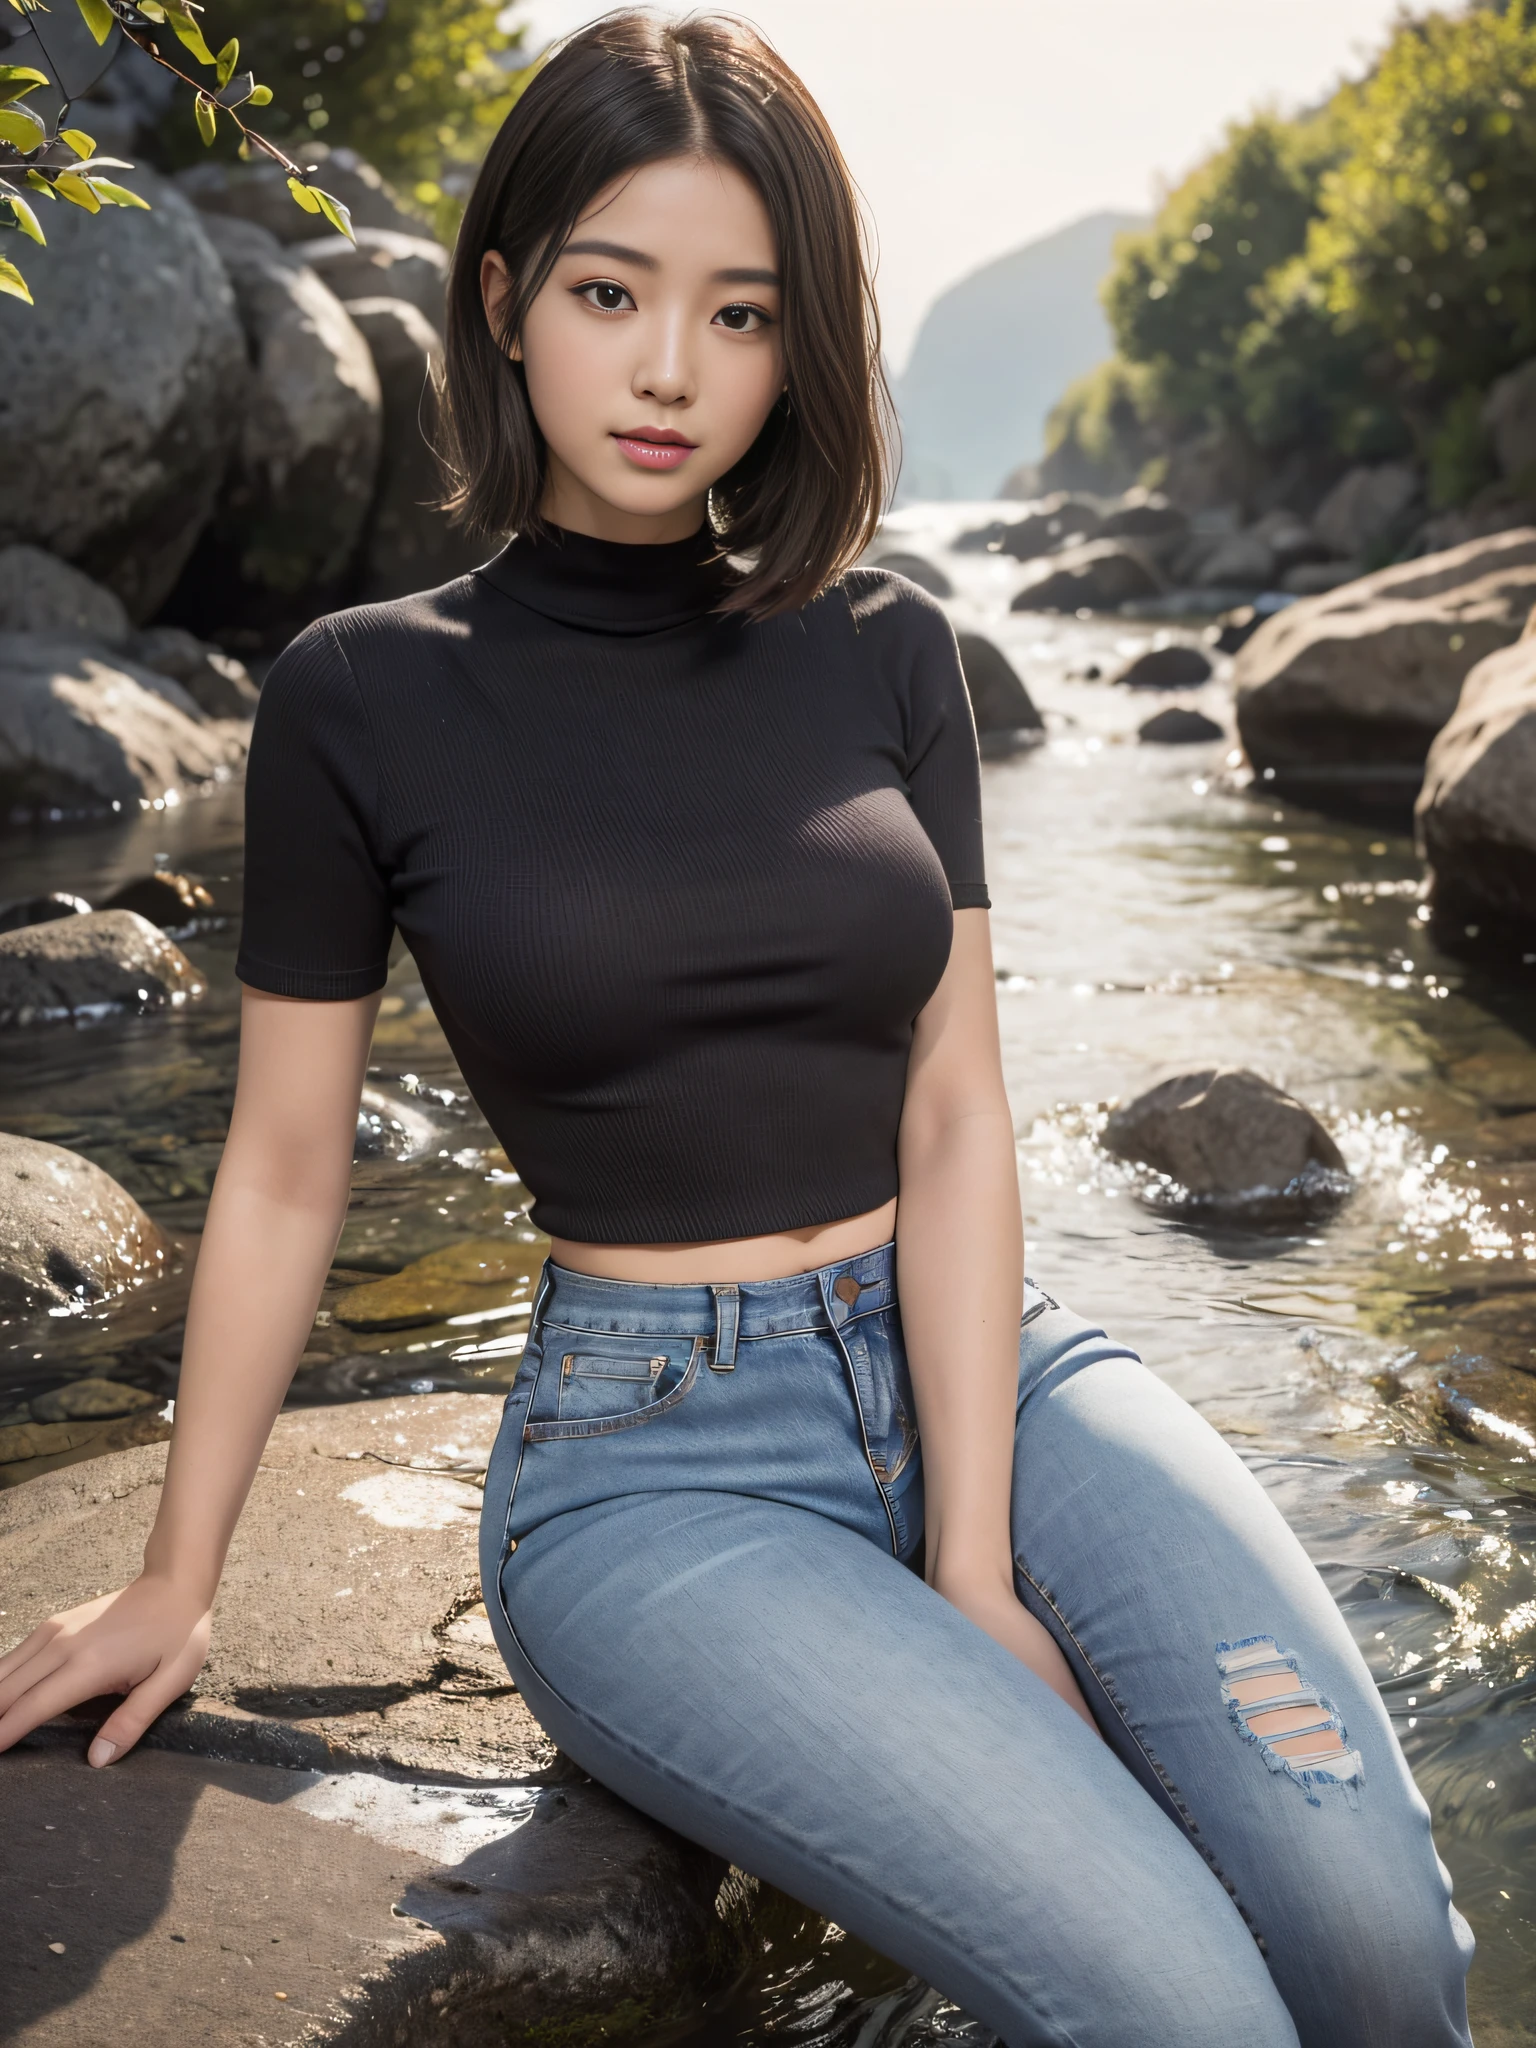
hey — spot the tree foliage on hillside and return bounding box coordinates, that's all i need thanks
[1053,2,1536,507]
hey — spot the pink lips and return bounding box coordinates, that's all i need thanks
[613,430,696,471]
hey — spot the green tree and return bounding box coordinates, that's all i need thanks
[144,0,527,233]
[1103,109,1341,427]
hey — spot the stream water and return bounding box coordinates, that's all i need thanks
[2,516,1533,2043]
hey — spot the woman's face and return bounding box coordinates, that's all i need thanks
[483,154,785,543]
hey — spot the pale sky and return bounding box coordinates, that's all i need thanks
[512,0,1434,373]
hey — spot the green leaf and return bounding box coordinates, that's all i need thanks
[194,93,215,146]
[0,254,33,304]
[0,101,46,147]
[313,186,354,242]
[59,127,95,158]
[246,82,272,107]
[53,171,100,211]
[164,1,214,67]
[73,0,116,45]
[8,192,44,242]
[286,175,322,214]
[24,168,56,197]
[0,64,50,104]
[214,35,237,87]
[137,0,166,16]
[88,177,148,209]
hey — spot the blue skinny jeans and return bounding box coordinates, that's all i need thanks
[478,1245,1474,2047]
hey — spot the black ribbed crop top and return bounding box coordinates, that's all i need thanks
[235,525,990,1243]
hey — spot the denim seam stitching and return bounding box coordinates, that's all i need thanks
[525,1337,703,1442]
[818,1273,900,1557]
[1012,1556,1269,1957]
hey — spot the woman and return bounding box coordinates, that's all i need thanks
[0,15,1474,2044]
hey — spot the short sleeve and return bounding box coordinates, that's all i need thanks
[235,620,395,1000]
[903,604,991,912]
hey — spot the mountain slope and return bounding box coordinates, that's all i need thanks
[894,210,1145,500]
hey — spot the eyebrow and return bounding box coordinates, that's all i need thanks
[560,238,779,288]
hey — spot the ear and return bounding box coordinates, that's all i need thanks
[480,249,521,361]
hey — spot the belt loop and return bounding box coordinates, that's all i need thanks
[710,1283,739,1371]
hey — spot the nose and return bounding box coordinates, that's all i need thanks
[633,306,695,409]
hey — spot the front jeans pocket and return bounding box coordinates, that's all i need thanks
[525,1330,704,1441]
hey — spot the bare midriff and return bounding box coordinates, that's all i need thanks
[548,1198,898,1285]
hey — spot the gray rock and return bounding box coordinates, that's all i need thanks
[28,1378,159,1422]
[953,631,1042,753]
[1280,560,1363,597]
[294,227,450,331]
[1111,644,1213,689]
[1097,490,1188,554]
[1159,426,1262,517]
[868,551,954,598]
[990,494,1105,561]
[1312,462,1422,560]
[1417,624,1536,931]
[1234,528,1536,789]
[1483,358,1536,480]
[100,870,218,930]
[0,633,248,814]
[199,217,382,609]
[1192,528,1277,591]
[1103,1067,1349,1216]
[0,1394,738,2048]
[1011,537,1163,613]
[175,143,422,244]
[127,626,260,718]
[346,298,485,602]
[0,170,245,621]
[0,908,203,1029]
[1249,508,1329,572]
[1138,706,1224,744]
[0,548,130,646]
[0,1131,171,1310]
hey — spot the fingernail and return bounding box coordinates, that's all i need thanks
[87,1738,117,1768]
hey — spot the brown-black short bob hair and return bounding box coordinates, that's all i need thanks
[440,10,893,618]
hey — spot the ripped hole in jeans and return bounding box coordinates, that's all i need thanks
[1215,1636,1364,1810]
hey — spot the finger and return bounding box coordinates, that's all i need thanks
[0,1644,67,1726]
[88,1657,202,1767]
[0,1658,118,1756]
[0,1618,61,1684]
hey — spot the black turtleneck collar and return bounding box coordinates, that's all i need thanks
[478,521,733,635]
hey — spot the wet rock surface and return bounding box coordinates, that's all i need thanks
[0,633,249,816]
[1111,643,1213,689]
[0,550,131,647]
[0,170,245,621]
[1137,705,1225,745]
[124,627,260,719]
[1010,537,1162,612]
[0,1394,736,2046]
[0,910,203,1029]
[953,631,1042,754]
[1103,1066,1349,1216]
[1233,528,1536,798]
[332,1235,549,1333]
[0,1132,171,1312]
[1417,627,1536,935]
[99,870,218,932]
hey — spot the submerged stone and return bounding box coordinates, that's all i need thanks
[0,909,203,1027]
[332,1233,551,1331]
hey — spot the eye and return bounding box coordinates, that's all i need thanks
[573,280,635,314]
[713,302,771,333]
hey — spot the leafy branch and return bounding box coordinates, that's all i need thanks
[1,0,355,304]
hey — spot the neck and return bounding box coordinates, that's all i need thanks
[538,454,708,546]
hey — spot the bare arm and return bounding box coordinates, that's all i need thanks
[896,909,1094,1727]
[0,986,380,1764]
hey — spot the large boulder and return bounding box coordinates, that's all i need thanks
[1097,490,1187,556]
[1103,1067,1349,1217]
[1233,528,1536,792]
[953,631,1042,756]
[124,626,260,718]
[1112,644,1213,690]
[1191,528,1277,591]
[0,169,245,621]
[189,217,382,622]
[294,227,450,331]
[0,1131,170,1311]
[1312,462,1422,560]
[347,298,485,602]
[174,142,422,244]
[1011,538,1162,613]
[0,548,130,646]
[0,633,248,815]
[0,909,203,1028]
[1417,623,1536,932]
[1482,358,1536,480]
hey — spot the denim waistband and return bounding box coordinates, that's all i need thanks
[537,1238,897,1347]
